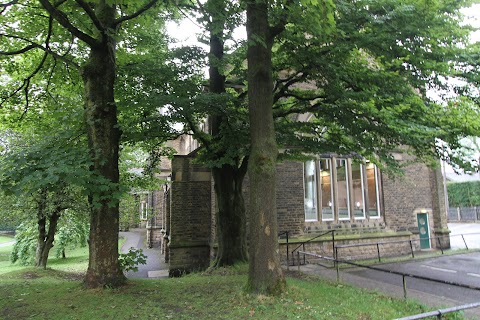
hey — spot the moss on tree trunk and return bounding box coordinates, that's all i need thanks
[245,0,285,295]
[81,4,125,288]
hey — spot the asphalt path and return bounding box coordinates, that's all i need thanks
[347,252,480,302]
[120,228,169,279]
[449,223,480,249]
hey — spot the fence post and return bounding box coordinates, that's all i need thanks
[376,243,381,262]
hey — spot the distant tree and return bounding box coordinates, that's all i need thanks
[447,181,480,207]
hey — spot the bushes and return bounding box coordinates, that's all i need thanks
[447,181,480,207]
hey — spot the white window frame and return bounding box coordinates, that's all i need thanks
[303,160,319,222]
[140,201,148,220]
[369,165,381,219]
[321,159,335,221]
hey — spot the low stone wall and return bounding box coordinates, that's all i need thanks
[279,232,416,264]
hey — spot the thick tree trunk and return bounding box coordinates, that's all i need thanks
[212,164,248,266]
[82,3,124,288]
[208,0,248,267]
[245,0,285,294]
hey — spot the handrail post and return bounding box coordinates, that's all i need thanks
[336,258,340,283]
[297,251,300,272]
[302,243,306,265]
[409,240,415,258]
[376,243,381,262]
[335,247,338,269]
[437,236,444,254]
[286,231,289,267]
[461,234,469,250]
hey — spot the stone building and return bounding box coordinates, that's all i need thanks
[144,137,450,276]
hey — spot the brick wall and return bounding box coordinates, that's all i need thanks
[169,155,212,275]
[276,162,306,237]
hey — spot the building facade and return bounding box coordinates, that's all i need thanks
[145,139,450,275]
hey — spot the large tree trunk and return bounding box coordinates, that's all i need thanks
[208,0,248,267]
[212,164,248,266]
[245,0,285,294]
[82,2,125,288]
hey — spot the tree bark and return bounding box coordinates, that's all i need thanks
[35,188,61,269]
[208,0,248,267]
[82,2,125,288]
[35,211,60,269]
[245,0,285,294]
[212,164,248,266]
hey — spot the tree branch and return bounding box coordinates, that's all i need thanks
[74,0,104,32]
[114,0,159,27]
[38,0,100,48]
[0,33,79,68]
[0,0,18,15]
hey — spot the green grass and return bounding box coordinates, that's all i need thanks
[0,243,466,320]
[0,235,14,243]
[0,268,446,320]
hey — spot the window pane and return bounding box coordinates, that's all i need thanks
[352,164,365,219]
[337,159,350,220]
[304,160,318,221]
[366,163,380,217]
[320,159,333,220]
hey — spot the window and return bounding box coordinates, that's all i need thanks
[336,160,350,220]
[303,158,382,222]
[351,163,366,219]
[140,201,148,220]
[320,159,334,221]
[304,160,318,221]
[366,163,380,218]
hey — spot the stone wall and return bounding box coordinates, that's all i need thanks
[279,232,415,265]
[382,157,449,249]
[168,155,212,275]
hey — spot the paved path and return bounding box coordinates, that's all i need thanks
[0,241,15,248]
[449,223,480,249]
[297,224,480,319]
[120,228,169,279]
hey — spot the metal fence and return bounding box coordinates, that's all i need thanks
[448,207,480,222]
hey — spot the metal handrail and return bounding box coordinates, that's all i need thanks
[297,251,480,299]
[394,302,480,320]
[291,230,336,266]
[334,232,480,262]
[278,231,290,265]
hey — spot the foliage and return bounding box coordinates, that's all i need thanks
[118,247,147,273]
[447,181,480,207]
[10,223,37,266]
[119,193,140,231]
[53,210,89,259]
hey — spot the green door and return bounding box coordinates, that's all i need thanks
[417,213,430,249]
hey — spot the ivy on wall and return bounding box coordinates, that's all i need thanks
[447,181,480,207]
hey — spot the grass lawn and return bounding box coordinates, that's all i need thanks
[0,243,466,320]
[0,235,14,243]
